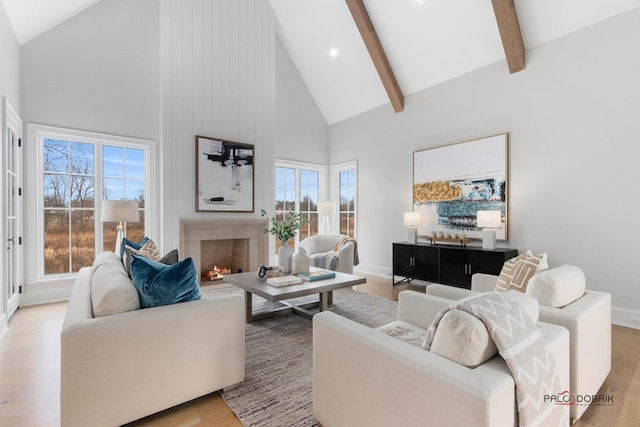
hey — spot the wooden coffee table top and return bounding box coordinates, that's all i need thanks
[223,267,366,303]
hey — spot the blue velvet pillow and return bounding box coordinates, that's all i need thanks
[129,254,201,308]
[119,236,150,260]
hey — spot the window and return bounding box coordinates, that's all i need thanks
[274,160,325,252]
[333,161,357,238]
[32,125,154,278]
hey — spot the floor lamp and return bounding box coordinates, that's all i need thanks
[318,201,336,234]
[101,200,140,252]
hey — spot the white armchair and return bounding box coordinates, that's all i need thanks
[313,291,570,427]
[298,234,356,274]
[425,266,611,422]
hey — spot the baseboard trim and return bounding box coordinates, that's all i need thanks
[353,264,391,278]
[22,282,73,307]
[612,306,640,330]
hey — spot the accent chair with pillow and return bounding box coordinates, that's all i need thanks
[60,251,245,427]
[313,290,570,427]
[298,234,358,274]
[425,256,611,422]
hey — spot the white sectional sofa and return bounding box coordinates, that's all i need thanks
[61,262,245,427]
[313,291,570,427]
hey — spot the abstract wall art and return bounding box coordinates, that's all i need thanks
[413,133,509,241]
[196,135,254,212]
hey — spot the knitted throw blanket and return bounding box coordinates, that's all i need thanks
[424,292,565,427]
[313,236,360,270]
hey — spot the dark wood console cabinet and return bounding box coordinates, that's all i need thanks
[392,242,518,289]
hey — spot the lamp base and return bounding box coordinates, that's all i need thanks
[408,227,418,244]
[320,214,331,235]
[482,228,496,250]
[114,223,124,253]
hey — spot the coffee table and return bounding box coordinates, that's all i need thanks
[223,267,367,322]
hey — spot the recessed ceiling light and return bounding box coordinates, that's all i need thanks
[329,48,339,58]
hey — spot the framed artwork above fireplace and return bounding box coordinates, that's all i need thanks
[196,135,254,212]
[413,133,509,241]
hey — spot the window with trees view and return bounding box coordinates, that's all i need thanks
[274,161,325,252]
[40,132,149,276]
[335,161,357,238]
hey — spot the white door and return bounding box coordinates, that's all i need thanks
[3,99,23,319]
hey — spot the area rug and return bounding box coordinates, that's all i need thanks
[202,287,398,427]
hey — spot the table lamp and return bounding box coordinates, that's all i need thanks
[476,210,501,250]
[318,201,336,234]
[404,212,421,244]
[101,200,140,252]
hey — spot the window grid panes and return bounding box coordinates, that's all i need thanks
[43,139,96,274]
[42,136,147,276]
[339,168,356,238]
[274,163,324,254]
[102,146,146,252]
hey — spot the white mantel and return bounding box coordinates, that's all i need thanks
[178,219,269,274]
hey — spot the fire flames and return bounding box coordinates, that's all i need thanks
[206,265,231,281]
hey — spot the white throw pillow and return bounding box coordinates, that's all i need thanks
[429,309,497,368]
[90,251,122,279]
[529,264,586,308]
[91,255,140,317]
[428,291,539,368]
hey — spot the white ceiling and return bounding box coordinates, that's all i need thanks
[269,0,640,124]
[1,0,101,45]
[3,0,640,124]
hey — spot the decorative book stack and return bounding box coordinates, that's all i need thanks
[266,275,303,287]
[297,271,336,282]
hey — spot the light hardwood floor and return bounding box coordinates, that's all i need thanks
[0,275,638,427]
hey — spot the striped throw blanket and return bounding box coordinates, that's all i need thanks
[424,292,565,427]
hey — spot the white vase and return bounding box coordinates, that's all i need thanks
[292,248,310,274]
[278,243,293,272]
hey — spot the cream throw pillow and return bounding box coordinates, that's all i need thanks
[428,291,539,368]
[495,251,547,293]
[123,239,160,274]
[91,252,140,317]
[529,264,586,308]
[429,309,498,368]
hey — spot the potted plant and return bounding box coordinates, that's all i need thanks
[261,209,308,271]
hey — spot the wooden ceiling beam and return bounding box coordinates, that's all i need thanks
[491,0,526,73]
[345,0,404,113]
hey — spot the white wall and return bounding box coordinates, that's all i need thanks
[159,0,276,249]
[0,1,20,112]
[275,36,328,163]
[330,9,640,325]
[20,0,160,140]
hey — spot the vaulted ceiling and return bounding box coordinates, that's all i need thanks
[3,0,640,124]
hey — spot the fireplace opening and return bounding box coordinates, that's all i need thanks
[200,239,249,283]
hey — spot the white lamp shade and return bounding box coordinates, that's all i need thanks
[403,211,421,227]
[318,201,336,215]
[476,210,501,228]
[101,200,140,223]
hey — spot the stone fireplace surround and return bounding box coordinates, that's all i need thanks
[178,219,269,283]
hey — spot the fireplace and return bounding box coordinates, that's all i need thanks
[200,238,247,281]
[178,219,269,284]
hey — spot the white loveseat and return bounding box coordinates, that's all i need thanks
[425,265,611,422]
[298,234,356,274]
[313,291,570,427]
[61,263,245,427]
